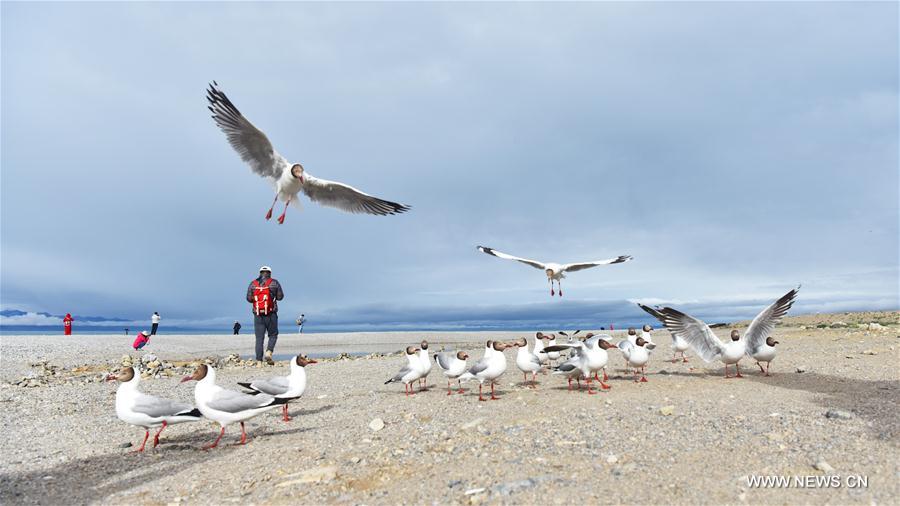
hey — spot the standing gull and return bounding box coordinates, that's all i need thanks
[237,354,317,422]
[108,366,202,452]
[476,246,632,296]
[434,351,469,395]
[207,82,411,223]
[181,364,286,449]
[384,346,425,396]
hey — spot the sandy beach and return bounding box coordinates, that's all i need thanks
[1,311,898,505]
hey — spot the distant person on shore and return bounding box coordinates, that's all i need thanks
[63,313,73,335]
[296,314,306,334]
[246,265,284,365]
[124,328,129,336]
[233,321,241,335]
[132,330,150,350]
[151,312,160,335]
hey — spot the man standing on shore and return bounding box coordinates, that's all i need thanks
[296,314,306,334]
[246,266,284,365]
[150,312,160,335]
[233,321,241,335]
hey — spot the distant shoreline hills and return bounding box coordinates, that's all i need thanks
[0,309,130,323]
[1,310,896,335]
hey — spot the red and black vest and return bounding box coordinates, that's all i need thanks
[252,278,276,315]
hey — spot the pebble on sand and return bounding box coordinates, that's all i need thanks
[814,460,835,473]
[275,465,337,486]
[824,409,853,420]
[368,418,385,432]
[659,406,675,416]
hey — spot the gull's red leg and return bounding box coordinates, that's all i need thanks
[277,197,291,224]
[457,380,464,394]
[133,430,149,453]
[237,421,247,445]
[152,421,167,448]
[586,376,597,394]
[757,362,765,373]
[603,369,608,382]
[490,381,499,400]
[266,194,278,220]
[640,366,648,382]
[203,426,225,450]
[447,380,452,396]
[735,363,743,378]
[478,384,486,401]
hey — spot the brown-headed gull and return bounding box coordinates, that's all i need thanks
[476,246,632,296]
[458,341,511,401]
[512,337,542,388]
[384,346,424,396]
[207,82,411,224]
[638,304,691,363]
[415,340,432,391]
[547,334,615,392]
[108,366,202,452]
[532,332,550,364]
[551,350,588,391]
[433,350,469,395]
[650,286,799,379]
[237,354,317,422]
[751,336,779,376]
[181,364,285,449]
[617,337,656,382]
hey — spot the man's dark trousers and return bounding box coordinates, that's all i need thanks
[254,313,278,361]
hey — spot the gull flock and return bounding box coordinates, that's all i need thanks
[109,83,802,450]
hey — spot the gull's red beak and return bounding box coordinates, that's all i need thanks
[307,359,318,364]
[105,374,117,382]
[180,375,193,383]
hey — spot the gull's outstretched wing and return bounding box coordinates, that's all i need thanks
[561,256,632,272]
[744,286,800,356]
[206,82,289,180]
[301,175,410,216]
[637,303,665,322]
[476,247,546,270]
[655,307,725,363]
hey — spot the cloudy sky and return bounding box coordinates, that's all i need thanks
[2,2,897,331]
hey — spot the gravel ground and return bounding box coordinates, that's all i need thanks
[1,312,898,505]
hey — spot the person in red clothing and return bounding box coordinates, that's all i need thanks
[63,313,73,335]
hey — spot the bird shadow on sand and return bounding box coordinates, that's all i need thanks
[0,420,325,505]
[291,403,335,417]
[743,371,900,441]
[0,441,213,505]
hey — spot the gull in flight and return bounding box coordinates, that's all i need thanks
[476,246,632,296]
[648,286,800,378]
[206,82,411,223]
